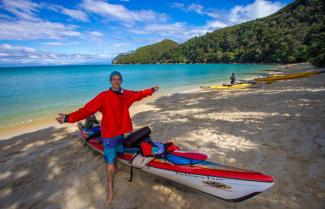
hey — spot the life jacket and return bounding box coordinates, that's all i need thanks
[140,141,154,157]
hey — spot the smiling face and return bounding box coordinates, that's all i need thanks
[110,75,122,89]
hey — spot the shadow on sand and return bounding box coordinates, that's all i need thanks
[0,74,324,209]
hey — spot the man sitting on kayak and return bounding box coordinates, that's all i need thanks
[230,73,236,85]
[56,71,159,204]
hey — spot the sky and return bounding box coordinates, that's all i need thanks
[0,0,293,67]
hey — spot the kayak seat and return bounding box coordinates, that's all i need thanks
[171,151,208,160]
[166,151,208,165]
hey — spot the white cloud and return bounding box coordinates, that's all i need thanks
[130,22,185,35]
[187,4,205,14]
[0,20,81,40]
[114,42,130,47]
[151,0,286,42]
[42,42,64,46]
[0,1,87,41]
[128,22,219,41]
[205,20,228,29]
[166,0,285,40]
[1,0,40,21]
[169,2,219,18]
[60,8,89,22]
[229,0,285,23]
[2,0,89,22]
[44,4,89,22]
[170,0,283,23]
[1,43,36,52]
[0,13,12,20]
[128,18,229,42]
[0,43,113,66]
[80,0,168,23]
[1,0,89,22]
[169,2,185,9]
[84,31,104,41]
[184,20,229,38]
[87,31,103,37]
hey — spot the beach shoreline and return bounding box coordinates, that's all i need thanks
[0,64,280,140]
[0,86,201,140]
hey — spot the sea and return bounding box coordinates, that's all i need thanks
[0,64,276,128]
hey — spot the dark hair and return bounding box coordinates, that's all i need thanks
[109,71,123,82]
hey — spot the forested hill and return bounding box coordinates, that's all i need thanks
[113,0,325,66]
[112,39,178,64]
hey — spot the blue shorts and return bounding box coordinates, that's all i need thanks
[103,135,124,164]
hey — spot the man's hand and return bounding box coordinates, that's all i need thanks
[56,113,66,124]
[152,86,159,92]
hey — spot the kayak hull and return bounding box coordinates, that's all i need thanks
[255,71,319,82]
[80,129,274,202]
[128,161,273,202]
[202,83,253,90]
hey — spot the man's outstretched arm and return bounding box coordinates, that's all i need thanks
[127,86,159,105]
[56,92,104,124]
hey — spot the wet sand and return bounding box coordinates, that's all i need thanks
[0,63,324,209]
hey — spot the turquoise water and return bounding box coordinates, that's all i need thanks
[0,64,275,128]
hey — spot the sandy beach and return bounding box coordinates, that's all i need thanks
[0,63,324,209]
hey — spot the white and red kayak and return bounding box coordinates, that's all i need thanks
[79,126,274,202]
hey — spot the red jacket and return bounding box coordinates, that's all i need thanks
[67,88,154,138]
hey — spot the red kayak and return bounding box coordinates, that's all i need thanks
[79,126,274,202]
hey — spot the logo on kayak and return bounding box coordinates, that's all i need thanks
[202,181,232,191]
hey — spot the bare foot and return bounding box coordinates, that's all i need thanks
[106,191,113,205]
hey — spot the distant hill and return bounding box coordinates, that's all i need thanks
[112,0,325,66]
[112,39,179,64]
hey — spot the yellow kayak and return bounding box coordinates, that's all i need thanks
[202,83,253,90]
[255,71,320,82]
